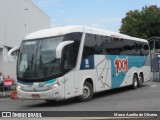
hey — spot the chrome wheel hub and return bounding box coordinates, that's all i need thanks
[82,85,90,98]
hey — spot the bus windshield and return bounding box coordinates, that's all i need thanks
[17,36,63,82]
[17,32,82,82]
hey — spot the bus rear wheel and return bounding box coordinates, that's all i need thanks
[78,81,93,102]
[138,74,143,87]
[132,74,138,89]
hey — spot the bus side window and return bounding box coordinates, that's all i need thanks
[135,42,143,56]
[139,42,143,56]
[110,37,122,55]
[143,43,149,55]
[62,44,75,72]
[134,42,139,56]
[101,36,111,55]
[62,32,82,73]
[95,35,102,54]
[82,34,96,58]
[124,39,136,55]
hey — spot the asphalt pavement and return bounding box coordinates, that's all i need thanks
[1,81,160,111]
[0,81,160,119]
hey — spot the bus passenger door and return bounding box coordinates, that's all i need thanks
[62,44,75,99]
[64,71,75,99]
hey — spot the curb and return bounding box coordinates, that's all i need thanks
[0,92,11,98]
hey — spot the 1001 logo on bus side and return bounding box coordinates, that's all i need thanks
[114,57,128,76]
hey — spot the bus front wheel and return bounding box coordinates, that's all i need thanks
[78,81,93,102]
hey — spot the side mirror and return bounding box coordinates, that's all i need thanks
[7,46,20,62]
[56,41,74,59]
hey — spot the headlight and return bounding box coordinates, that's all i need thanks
[48,82,61,89]
[16,85,23,89]
[52,82,61,88]
[53,83,59,88]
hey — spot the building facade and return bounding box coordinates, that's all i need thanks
[0,0,51,78]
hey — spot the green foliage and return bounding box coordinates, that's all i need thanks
[120,5,160,39]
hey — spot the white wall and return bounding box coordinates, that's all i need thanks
[27,1,51,35]
[3,0,51,47]
[0,0,5,48]
[0,49,3,72]
[0,0,51,78]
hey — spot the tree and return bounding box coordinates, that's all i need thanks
[120,5,160,39]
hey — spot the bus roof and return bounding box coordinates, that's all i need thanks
[24,25,148,43]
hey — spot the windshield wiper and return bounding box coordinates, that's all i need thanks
[23,54,34,79]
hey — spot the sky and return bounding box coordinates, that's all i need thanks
[32,0,160,32]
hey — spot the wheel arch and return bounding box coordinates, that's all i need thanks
[77,76,94,102]
[133,72,138,79]
[82,76,94,92]
[139,72,144,83]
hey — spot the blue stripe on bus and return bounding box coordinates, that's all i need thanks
[46,79,56,84]
[17,79,56,85]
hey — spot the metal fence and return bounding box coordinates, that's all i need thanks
[149,37,160,81]
[151,54,160,80]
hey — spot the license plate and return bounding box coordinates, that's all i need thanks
[32,94,40,99]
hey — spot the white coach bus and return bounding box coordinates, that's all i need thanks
[8,25,150,102]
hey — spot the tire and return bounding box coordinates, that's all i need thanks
[78,82,93,102]
[138,75,143,87]
[45,100,55,103]
[132,74,138,89]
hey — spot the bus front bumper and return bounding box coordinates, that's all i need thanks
[17,85,64,101]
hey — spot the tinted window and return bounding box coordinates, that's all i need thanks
[111,38,123,55]
[121,39,149,56]
[103,37,123,55]
[82,33,149,57]
[62,44,75,73]
[142,43,149,55]
[122,39,135,55]
[101,36,111,54]
[95,35,102,54]
[82,34,96,58]
[63,32,82,72]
